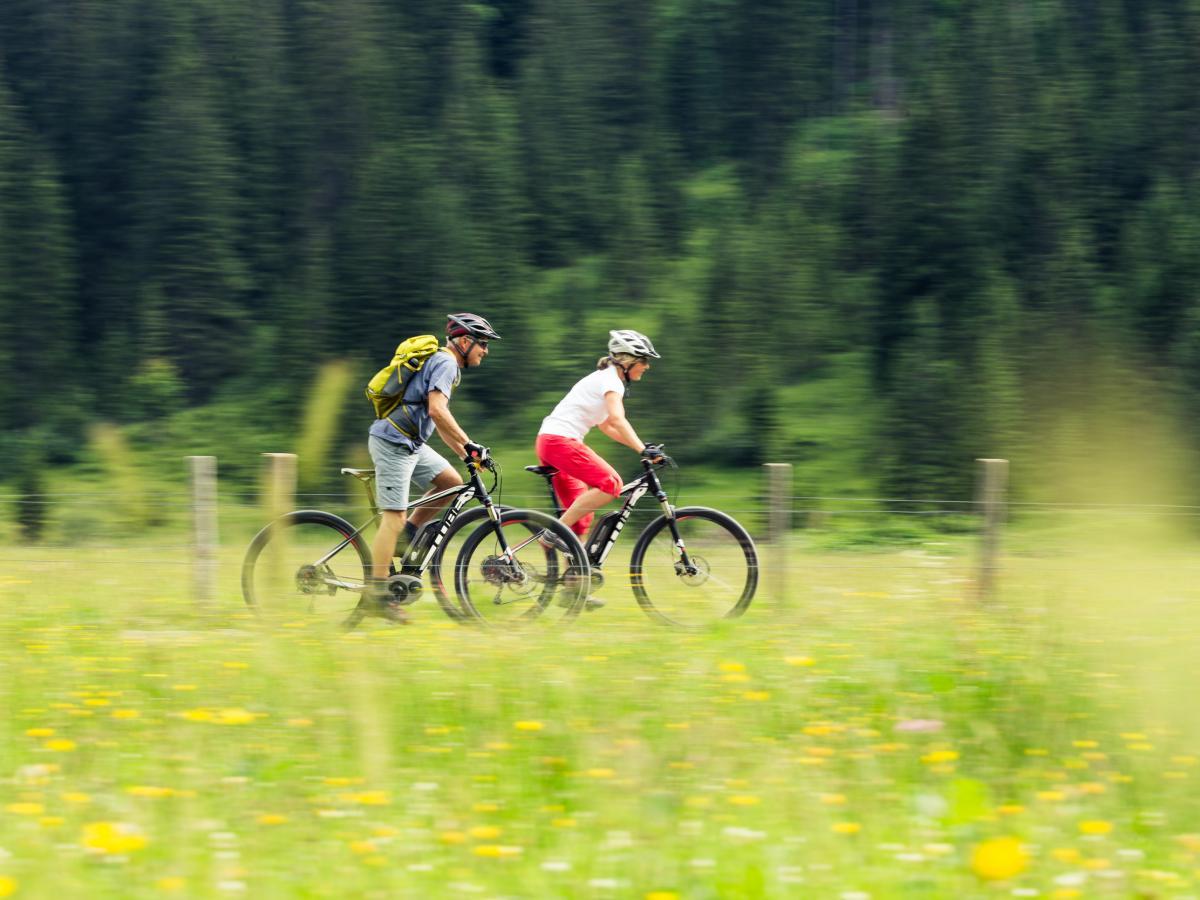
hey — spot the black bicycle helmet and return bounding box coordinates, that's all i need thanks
[446,313,502,341]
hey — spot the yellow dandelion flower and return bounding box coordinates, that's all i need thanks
[970,837,1028,880]
[921,750,959,765]
[1079,820,1113,836]
[215,708,256,725]
[473,802,499,812]
[552,818,576,828]
[181,709,213,722]
[1052,890,1082,899]
[820,793,847,805]
[6,803,44,816]
[81,821,148,855]
[111,710,139,719]
[170,684,197,691]
[44,739,76,752]
[257,814,288,825]
[665,722,690,730]
[584,768,615,778]
[156,877,186,893]
[997,805,1025,816]
[728,795,760,806]
[127,786,174,798]
[1083,857,1111,870]
[1073,740,1098,749]
[1037,790,1066,802]
[287,718,314,727]
[514,721,544,731]
[84,699,110,707]
[440,831,467,844]
[743,691,771,701]
[39,816,65,828]
[832,822,862,835]
[61,792,91,805]
[1051,847,1081,863]
[322,777,362,787]
[349,840,376,855]
[720,672,750,683]
[472,844,521,858]
[469,825,503,840]
[1024,748,1049,756]
[646,893,680,900]
[25,728,54,737]
[222,662,249,669]
[0,876,17,898]
[1176,834,1200,851]
[341,791,390,806]
[785,656,816,666]
[719,661,746,673]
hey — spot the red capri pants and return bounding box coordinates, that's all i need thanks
[535,433,623,536]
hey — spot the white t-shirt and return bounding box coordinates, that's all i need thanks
[539,366,625,441]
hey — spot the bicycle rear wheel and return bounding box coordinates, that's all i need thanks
[241,511,372,627]
[439,508,590,626]
[629,507,758,627]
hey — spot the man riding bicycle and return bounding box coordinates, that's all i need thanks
[366,312,501,620]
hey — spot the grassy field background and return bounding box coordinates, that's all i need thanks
[3,501,1200,898]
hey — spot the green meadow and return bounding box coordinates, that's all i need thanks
[3,510,1200,899]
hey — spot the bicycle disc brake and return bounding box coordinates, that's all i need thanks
[675,553,710,586]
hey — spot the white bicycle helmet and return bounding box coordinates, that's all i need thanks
[607,329,661,359]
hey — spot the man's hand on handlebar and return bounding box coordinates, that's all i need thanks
[463,442,492,467]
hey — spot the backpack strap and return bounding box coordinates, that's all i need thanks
[386,348,458,440]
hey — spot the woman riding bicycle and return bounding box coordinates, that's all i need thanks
[536,329,664,555]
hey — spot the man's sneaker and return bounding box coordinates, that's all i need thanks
[377,601,411,624]
[362,581,412,624]
[537,529,573,554]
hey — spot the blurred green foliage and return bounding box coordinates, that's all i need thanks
[2,0,1199,508]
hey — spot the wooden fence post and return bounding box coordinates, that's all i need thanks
[187,455,218,608]
[975,458,1008,602]
[764,463,793,611]
[262,453,298,595]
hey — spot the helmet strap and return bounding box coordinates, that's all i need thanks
[449,336,476,368]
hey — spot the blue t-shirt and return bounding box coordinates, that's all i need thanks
[368,349,460,449]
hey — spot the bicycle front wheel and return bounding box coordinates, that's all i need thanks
[439,508,591,626]
[629,507,758,627]
[241,511,372,627]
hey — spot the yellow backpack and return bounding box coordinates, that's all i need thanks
[365,335,443,430]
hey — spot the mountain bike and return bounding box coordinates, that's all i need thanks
[240,452,591,629]
[452,448,758,627]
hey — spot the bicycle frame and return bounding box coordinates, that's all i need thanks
[327,462,514,582]
[545,458,700,575]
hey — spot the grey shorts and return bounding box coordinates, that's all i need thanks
[368,435,453,512]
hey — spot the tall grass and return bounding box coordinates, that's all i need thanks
[2,523,1198,897]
